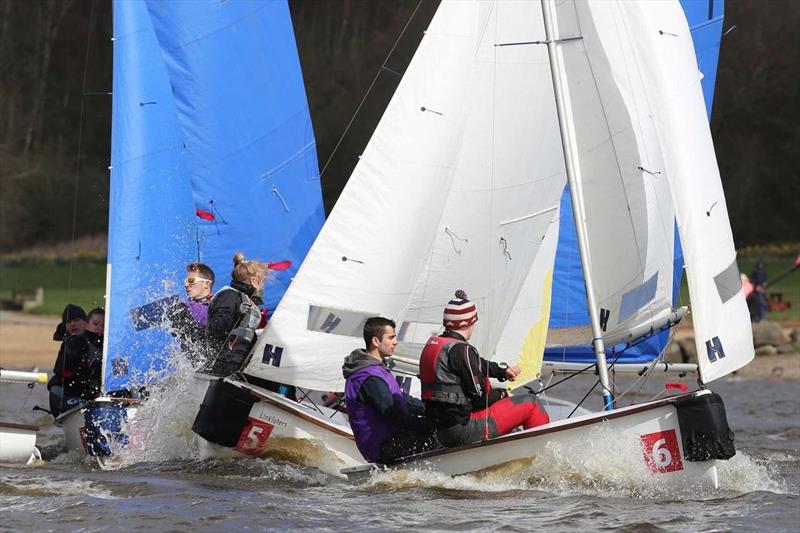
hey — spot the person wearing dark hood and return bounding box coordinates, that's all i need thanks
[47,304,87,416]
[48,307,104,416]
[51,303,87,342]
[419,290,549,447]
[343,317,438,464]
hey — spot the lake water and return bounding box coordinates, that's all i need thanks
[1,372,797,532]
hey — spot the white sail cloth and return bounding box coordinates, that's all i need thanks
[245,0,566,391]
[541,0,678,349]
[617,1,753,381]
[245,0,752,391]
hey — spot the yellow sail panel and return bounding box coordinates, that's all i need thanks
[509,269,553,390]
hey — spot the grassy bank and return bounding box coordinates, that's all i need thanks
[0,263,106,315]
[1,257,798,323]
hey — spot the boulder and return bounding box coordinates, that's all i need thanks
[789,328,800,347]
[754,344,778,356]
[664,340,683,363]
[676,337,697,364]
[776,343,798,355]
[751,320,786,347]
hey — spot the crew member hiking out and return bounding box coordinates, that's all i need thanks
[206,252,269,376]
[343,317,438,464]
[169,262,215,365]
[205,252,293,399]
[420,290,549,447]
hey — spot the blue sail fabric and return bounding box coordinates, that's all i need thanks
[104,0,324,392]
[544,0,724,365]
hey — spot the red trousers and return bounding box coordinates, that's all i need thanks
[437,394,550,446]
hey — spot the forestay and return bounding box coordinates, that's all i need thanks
[104,0,323,392]
[245,0,566,392]
[621,1,753,381]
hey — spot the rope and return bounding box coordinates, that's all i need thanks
[318,0,425,178]
[55,0,98,415]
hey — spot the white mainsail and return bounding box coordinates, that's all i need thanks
[245,0,566,391]
[618,1,753,381]
[245,0,750,392]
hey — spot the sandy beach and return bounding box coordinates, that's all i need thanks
[0,311,59,370]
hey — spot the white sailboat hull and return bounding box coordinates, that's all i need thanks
[194,377,362,471]
[343,389,723,490]
[56,397,139,456]
[0,422,39,464]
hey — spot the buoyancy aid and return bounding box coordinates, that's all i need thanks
[207,285,262,376]
[343,350,408,462]
[419,336,472,406]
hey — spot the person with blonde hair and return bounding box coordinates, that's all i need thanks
[206,252,269,376]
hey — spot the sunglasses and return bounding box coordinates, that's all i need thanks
[185,277,212,285]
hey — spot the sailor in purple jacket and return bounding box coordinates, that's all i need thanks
[170,262,215,365]
[183,262,215,325]
[343,317,438,464]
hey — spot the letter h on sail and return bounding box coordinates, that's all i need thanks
[261,344,284,367]
[705,336,726,363]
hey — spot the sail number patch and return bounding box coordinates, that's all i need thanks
[235,417,275,456]
[640,429,684,474]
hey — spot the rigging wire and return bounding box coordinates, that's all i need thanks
[67,0,98,293]
[53,0,98,416]
[318,0,425,179]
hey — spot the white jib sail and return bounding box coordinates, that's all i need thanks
[544,0,678,349]
[619,1,753,381]
[245,0,566,392]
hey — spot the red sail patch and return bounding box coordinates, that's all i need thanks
[195,207,215,221]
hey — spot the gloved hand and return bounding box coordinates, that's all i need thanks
[239,301,256,316]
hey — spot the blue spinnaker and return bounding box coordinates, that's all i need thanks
[104,0,324,392]
[544,0,725,365]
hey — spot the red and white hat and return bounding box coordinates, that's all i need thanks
[443,289,478,329]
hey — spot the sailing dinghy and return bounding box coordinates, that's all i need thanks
[0,370,47,464]
[193,0,751,489]
[55,0,325,462]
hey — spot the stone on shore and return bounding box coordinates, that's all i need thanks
[751,320,787,347]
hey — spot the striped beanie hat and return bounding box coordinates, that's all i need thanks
[443,289,478,329]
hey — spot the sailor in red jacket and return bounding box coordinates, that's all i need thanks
[419,290,549,447]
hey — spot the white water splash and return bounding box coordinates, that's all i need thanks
[120,350,207,464]
[357,424,789,499]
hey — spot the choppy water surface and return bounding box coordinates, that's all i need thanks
[1,374,797,532]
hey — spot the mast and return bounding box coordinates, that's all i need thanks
[100,3,114,395]
[540,0,614,409]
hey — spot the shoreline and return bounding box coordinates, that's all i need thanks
[1,312,797,379]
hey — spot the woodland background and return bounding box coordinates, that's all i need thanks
[0,0,797,253]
